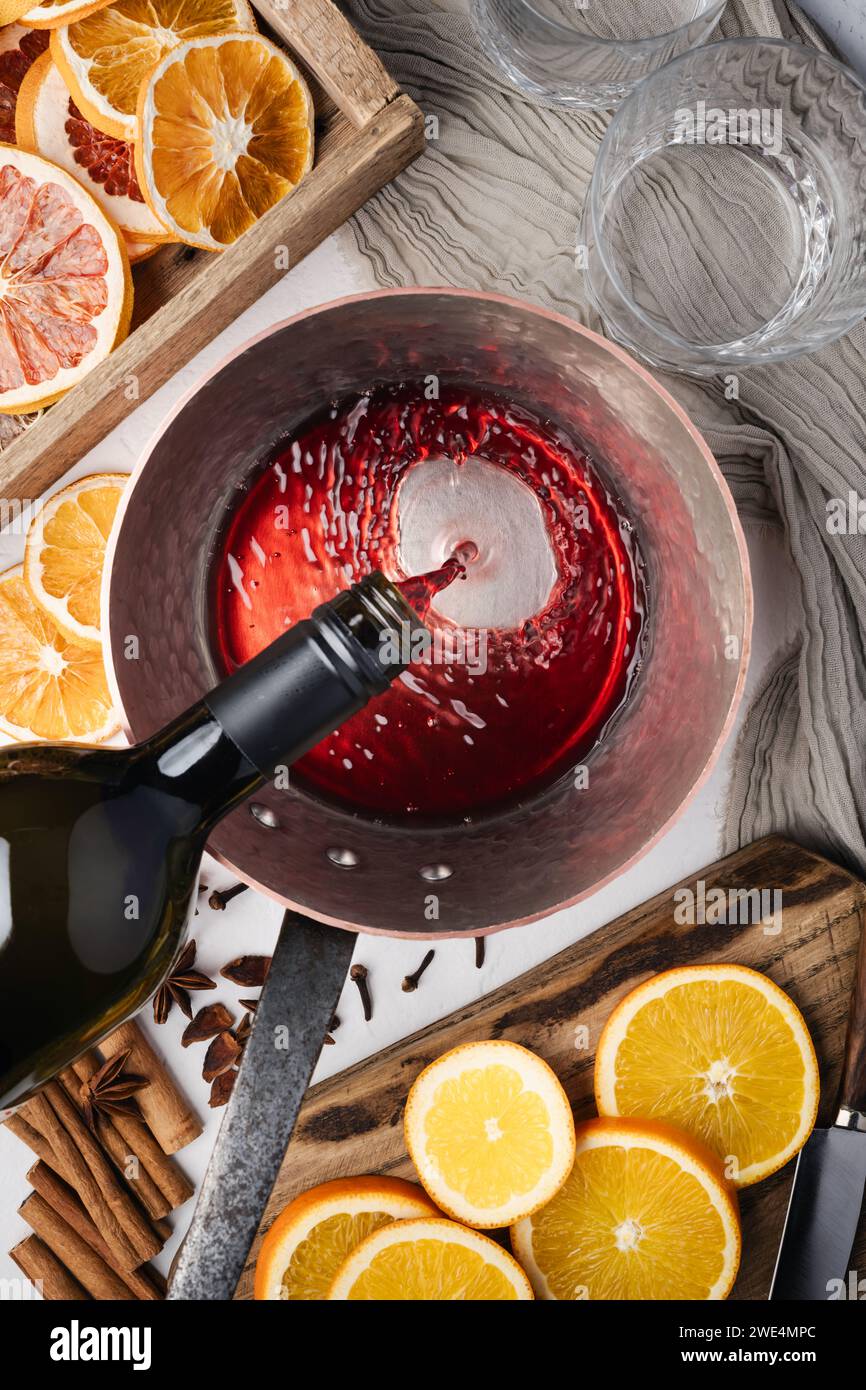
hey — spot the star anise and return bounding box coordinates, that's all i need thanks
[153,940,216,1024]
[79,1050,148,1131]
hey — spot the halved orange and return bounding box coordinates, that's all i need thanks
[16,52,168,241]
[254,1176,440,1301]
[0,145,132,413]
[404,1040,576,1228]
[135,32,314,252]
[24,472,126,645]
[0,26,48,144]
[329,1217,534,1301]
[511,1117,741,1301]
[594,964,820,1187]
[0,564,116,741]
[51,0,256,142]
[20,0,113,29]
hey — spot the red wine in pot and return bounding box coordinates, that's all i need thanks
[214,383,647,819]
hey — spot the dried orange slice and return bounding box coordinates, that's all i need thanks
[51,0,256,142]
[404,1040,575,1228]
[594,964,820,1187]
[16,52,168,241]
[0,564,116,741]
[254,1177,440,1301]
[24,472,125,645]
[20,0,113,28]
[0,146,132,413]
[511,1117,741,1301]
[122,232,159,263]
[329,1217,534,1301]
[135,32,314,252]
[0,26,48,143]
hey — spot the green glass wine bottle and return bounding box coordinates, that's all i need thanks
[0,573,421,1114]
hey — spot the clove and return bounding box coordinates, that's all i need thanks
[402,949,435,993]
[475,937,485,969]
[208,882,250,911]
[350,964,373,1021]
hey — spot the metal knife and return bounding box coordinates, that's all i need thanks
[770,918,866,1300]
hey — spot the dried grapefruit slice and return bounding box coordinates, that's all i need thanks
[0,146,132,413]
[20,0,114,28]
[24,471,125,645]
[51,0,256,142]
[0,564,116,741]
[136,32,314,251]
[0,25,48,144]
[16,52,168,241]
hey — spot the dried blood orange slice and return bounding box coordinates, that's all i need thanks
[0,146,132,413]
[16,52,168,241]
[19,0,113,29]
[51,0,256,142]
[0,25,48,144]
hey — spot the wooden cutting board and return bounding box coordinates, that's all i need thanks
[235,836,866,1299]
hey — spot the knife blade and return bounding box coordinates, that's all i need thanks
[769,1122,866,1300]
[770,902,866,1301]
[167,909,355,1301]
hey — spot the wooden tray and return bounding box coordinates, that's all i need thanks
[234,835,866,1300]
[0,0,424,504]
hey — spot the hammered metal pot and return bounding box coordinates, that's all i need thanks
[105,288,752,939]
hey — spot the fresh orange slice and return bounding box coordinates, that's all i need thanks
[20,0,113,29]
[0,564,116,741]
[512,1117,740,1301]
[0,26,48,143]
[0,146,132,413]
[135,32,314,252]
[24,472,125,645]
[594,964,820,1187]
[16,52,168,241]
[329,1217,534,1301]
[51,0,256,142]
[254,1176,441,1301]
[404,1040,576,1228]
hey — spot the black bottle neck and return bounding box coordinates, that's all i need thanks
[134,573,423,834]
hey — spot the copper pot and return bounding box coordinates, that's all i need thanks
[106,288,751,938]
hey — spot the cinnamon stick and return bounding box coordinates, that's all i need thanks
[42,1081,162,1266]
[100,1019,202,1154]
[68,1052,193,1213]
[20,1090,141,1271]
[10,1234,88,1300]
[4,1112,71,1182]
[19,1192,136,1301]
[27,1162,164,1301]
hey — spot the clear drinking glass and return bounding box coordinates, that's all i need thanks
[472,0,727,109]
[580,39,866,374]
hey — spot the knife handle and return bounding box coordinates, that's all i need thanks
[838,913,866,1117]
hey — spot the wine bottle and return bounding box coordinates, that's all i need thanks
[0,573,422,1114]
